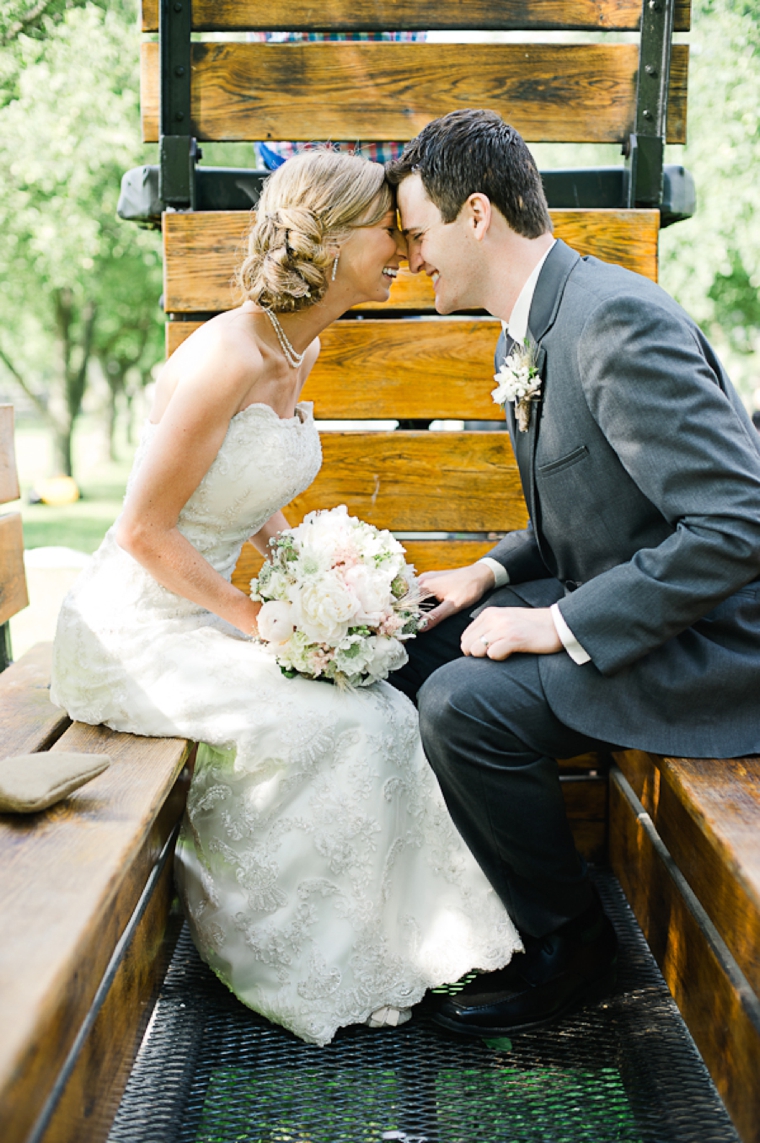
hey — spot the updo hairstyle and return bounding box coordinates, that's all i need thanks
[238,150,393,313]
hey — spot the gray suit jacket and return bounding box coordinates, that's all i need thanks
[487,239,760,756]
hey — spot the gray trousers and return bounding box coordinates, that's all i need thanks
[390,587,611,938]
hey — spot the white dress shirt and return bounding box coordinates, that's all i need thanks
[476,239,591,665]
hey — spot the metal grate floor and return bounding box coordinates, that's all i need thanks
[108,872,740,1143]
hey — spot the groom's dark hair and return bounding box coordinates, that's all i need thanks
[386,109,552,238]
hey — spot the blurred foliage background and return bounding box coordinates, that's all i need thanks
[0,0,758,507]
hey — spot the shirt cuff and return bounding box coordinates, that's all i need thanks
[478,557,510,588]
[550,603,592,665]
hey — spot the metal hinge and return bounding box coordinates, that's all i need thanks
[159,0,197,210]
[626,0,677,209]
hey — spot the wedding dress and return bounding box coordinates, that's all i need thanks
[51,402,520,1045]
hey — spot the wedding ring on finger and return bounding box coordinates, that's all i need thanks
[480,635,491,647]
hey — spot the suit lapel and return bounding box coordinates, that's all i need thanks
[527,239,580,344]
[513,242,579,542]
[514,342,545,528]
[497,243,579,538]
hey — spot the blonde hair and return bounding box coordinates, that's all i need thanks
[238,150,393,313]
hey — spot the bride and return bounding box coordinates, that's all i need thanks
[51,150,520,1045]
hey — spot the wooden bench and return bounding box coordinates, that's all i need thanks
[611,750,760,1142]
[0,407,194,1143]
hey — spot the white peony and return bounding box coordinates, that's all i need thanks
[289,571,359,645]
[361,636,408,685]
[343,564,392,623]
[334,633,379,678]
[257,600,295,644]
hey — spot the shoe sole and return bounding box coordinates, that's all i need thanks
[432,964,617,1039]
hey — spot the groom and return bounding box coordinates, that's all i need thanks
[386,109,760,1037]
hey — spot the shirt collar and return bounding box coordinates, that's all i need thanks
[502,239,556,346]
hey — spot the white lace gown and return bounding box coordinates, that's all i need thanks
[51,402,520,1045]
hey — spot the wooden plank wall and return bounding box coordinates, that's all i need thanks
[0,406,28,630]
[141,42,688,145]
[0,405,20,505]
[141,0,691,34]
[162,209,660,315]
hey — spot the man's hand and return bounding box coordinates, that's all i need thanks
[418,563,495,631]
[461,606,562,660]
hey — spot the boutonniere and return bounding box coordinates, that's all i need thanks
[491,341,542,432]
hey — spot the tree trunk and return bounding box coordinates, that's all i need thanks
[51,288,97,478]
[105,367,126,462]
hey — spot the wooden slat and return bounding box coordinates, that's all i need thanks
[0,723,191,1143]
[614,748,760,1001]
[0,643,69,758]
[288,431,526,532]
[142,0,691,34]
[41,861,180,1143]
[0,513,28,627]
[562,776,608,864]
[163,209,660,314]
[141,42,688,145]
[610,768,760,1143]
[0,406,20,505]
[170,318,506,420]
[232,536,505,593]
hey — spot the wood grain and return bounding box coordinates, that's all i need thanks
[141,42,688,145]
[233,536,505,592]
[0,723,191,1143]
[170,318,506,419]
[610,769,760,1143]
[287,431,526,532]
[0,513,28,627]
[614,748,760,1001]
[0,405,20,505]
[40,861,181,1143]
[162,209,660,314]
[141,0,691,34]
[562,775,608,863]
[0,642,69,759]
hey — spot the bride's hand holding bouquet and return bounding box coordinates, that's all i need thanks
[251,505,426,688]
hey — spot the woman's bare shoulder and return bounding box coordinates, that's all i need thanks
[175,309,260,370]
[154,309,263,419]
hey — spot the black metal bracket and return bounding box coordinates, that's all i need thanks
[626,0,677,208]
[159,0,197,210]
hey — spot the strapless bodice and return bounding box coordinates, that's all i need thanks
[131,402,321,581]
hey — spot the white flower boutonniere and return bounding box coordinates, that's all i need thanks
[492,342,542,432]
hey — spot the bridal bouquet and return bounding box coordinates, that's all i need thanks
[250,506,425,687]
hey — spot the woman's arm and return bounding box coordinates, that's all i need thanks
[115,329,268,636]
[250,511,290,556]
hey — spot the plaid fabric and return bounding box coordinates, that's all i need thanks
[249,32,426,167]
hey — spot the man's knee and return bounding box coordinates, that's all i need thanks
[418,658,508,763]
[418,652,561,770]
[418,659,467,746]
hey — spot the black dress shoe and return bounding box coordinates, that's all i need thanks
[434,902,617,1038]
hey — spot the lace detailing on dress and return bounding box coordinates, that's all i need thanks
[51,397,520,1046]
[175,683,519,1046]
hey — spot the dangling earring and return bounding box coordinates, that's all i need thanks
[331,253,339,281]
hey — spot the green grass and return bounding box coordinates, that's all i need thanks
[13,416,135,553]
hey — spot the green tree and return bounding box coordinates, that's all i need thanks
[660,0,760,400]
[0,0,162,476]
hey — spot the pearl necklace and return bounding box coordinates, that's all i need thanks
[263,309,305,369]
